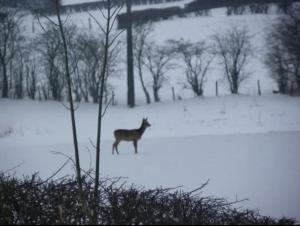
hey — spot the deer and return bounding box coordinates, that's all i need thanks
[112,118,151,155]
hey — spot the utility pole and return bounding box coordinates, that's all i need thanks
[126,0,135,108]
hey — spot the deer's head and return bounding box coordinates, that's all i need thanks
[142,118,151,128]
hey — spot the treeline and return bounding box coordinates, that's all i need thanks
[117,0,300,28]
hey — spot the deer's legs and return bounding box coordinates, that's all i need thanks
[133,140,138,154]
[112,140,120,155]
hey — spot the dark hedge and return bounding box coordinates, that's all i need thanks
[0,173,296,225]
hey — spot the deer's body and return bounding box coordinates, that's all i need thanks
[112,118,151,155]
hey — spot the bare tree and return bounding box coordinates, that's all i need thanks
[62,24,82,102]
[0,7,24,98]
[170,39,214,96]
[34,24,65,101]
[76,33,103,103]
[12,40,26,99]
[24,39,40,100]
[213,26,253,94]
[265,42,290,93]
[25,63,37,100]
[265,4,300,94]
[89,0,124,222]
[76,31,121,104]
[143,42,174,102]
[133,22,153,104]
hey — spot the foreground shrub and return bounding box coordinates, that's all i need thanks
[0,173,296,225]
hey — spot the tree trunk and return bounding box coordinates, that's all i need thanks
[138,61,151,104]
[54,1,84,220]
[94,0,112,222]
[153,86,160,102]
[232,73,239,94]
[1,60,9,98]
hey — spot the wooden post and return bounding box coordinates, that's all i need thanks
[257,80,261,96]
[112,91,116,105]
[32,20,35,33]
[126,0,135,108]
[215,81,218,96]
[88,17,92,30]
[172,87,176,101]
[290,81,294,96]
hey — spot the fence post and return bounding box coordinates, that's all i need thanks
[32,20,35,33]
[112,91,116,105]
[215,81,218,96]
[172,86,176,101]
[89,17,92,30]
[257,80,261,96]
[290,82,294,96]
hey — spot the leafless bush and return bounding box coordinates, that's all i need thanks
[169,39,214,96]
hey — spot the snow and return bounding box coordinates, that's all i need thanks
[1,95,300,220]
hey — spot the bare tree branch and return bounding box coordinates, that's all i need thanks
[87,11,106,34]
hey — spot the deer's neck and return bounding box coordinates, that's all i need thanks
[138,124,147,135]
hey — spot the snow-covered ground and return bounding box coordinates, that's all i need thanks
[1,95,300,220]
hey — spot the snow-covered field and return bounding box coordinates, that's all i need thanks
[1,95,300,220]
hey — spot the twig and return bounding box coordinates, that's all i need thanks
[85,146,93,170]
[87,11,106,34]
[1,162,25,174]
[36,159,70,186]
[89,138,97,149]
[98,6,108,20]
[36,15,47,32]
[188,179,210,195]
[101,95,113,117]
[108,30,125,48]
[61,101,80,111]
[51,151,76,165]
[161,185,183,193]
[62,13,70,26]
[50,151,93,180]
